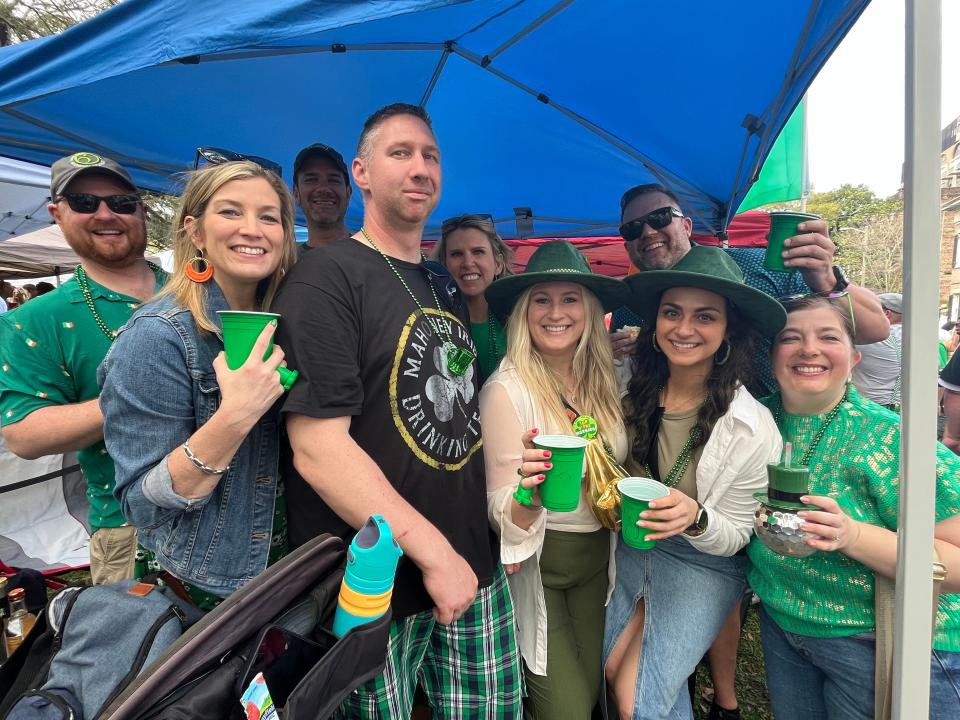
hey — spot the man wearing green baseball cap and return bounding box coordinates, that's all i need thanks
[0,151,164,584]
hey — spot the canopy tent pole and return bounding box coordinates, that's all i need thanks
[894,0,941,716]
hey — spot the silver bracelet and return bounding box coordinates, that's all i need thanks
[182,439,229,476]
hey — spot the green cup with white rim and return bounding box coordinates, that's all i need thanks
[218,310,298,391]
[532,434,588,512]
[618,476,671,549]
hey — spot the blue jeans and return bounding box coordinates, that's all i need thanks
[603,536,746,720]
[760,606,960,719]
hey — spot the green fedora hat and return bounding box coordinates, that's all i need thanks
[624,244,787,338]
[486,240,630,316]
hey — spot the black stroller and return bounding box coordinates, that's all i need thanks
[2,533,391,719]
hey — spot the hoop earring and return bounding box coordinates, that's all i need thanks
[715,339,731,366]
[652,332,663,353]
[185,250,214,283]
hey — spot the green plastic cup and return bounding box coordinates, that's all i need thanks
[217,311,298,391]
[532,434,588,512]
[618,477,670,550]
[764,211,821,272]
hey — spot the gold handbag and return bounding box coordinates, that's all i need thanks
[584,433,629,530]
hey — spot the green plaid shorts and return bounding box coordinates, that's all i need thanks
[336,564,523,719]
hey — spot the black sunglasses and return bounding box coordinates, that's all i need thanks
[59,192,142,215]
[194,146,283,177]
[619,206,684,241]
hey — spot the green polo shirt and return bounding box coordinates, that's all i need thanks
[0,267,165,532]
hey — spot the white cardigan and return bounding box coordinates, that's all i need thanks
[480,361,627,676]
[616,362,782,556]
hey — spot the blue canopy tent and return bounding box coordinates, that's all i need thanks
[0,0,870,239]
[0,1,950,714]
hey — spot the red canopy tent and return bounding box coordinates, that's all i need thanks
[499,210,772,278]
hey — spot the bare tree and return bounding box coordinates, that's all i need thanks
[0,0,117,44]
[835,212,904,293]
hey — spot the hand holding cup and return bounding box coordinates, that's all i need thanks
[215,321,286,431]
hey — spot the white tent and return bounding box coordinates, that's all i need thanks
[0,156,53,239]
[0,223,81,280]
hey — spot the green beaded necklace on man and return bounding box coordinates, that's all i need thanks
[74,262,162,341]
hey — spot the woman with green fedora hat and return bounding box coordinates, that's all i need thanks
[604,244,786,720]
[480,240,630,717]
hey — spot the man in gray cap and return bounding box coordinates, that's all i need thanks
[292,143,353,251]
[0,151,163,584]
[852,292,903,410]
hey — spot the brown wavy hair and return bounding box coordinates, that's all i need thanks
[625,298,760,466]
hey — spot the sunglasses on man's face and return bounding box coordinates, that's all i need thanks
[59,192,142,215]
[194,146,283,177]
[619,206,684,241]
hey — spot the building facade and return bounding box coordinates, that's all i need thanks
[940,115,960,320]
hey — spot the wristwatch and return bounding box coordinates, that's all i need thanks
[683,502,709,537]
[831,265,850,292]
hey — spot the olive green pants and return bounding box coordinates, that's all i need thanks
[524,528,609,720]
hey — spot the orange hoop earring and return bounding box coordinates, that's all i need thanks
[184,250,214,283]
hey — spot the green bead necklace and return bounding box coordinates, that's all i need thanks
[773,388,848,465]
[645,388,705,488]
[485,314,504,373]
[73,262,160,342]
[360,228,475,376]
[650,425,702,489]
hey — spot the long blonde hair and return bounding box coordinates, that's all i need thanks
[505,285,622,434]
[158,161,298,333]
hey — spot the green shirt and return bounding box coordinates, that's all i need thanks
[0,267,165,532]
[747,385,960,651]
[471,315,507,379]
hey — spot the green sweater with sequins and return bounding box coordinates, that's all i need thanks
[747,385,960,651]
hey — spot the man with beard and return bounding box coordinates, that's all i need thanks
[612,183,889,395]
[292,143,353,252]
[274,104,522,718]
[0,152,163,584]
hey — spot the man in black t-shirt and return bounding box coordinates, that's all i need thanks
[273,103,522,718]
[940,350,960,454]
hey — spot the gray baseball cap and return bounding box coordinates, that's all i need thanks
[50,152,136,198]
[877,292,903,314]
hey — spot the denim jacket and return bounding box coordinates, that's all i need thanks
[98,282,279,596]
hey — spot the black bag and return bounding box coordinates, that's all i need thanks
[100,533,391,720]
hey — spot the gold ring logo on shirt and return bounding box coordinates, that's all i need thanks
[389,308,482,470]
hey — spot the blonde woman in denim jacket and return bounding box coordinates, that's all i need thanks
[100,161,297,602]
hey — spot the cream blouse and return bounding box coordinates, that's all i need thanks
[479,360,627,675]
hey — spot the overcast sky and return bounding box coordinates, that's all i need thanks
[805,0,958,197]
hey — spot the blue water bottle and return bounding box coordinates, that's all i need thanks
[332,515,402,637]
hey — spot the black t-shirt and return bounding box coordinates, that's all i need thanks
[941,349,960,392]
[272,238,496,618]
